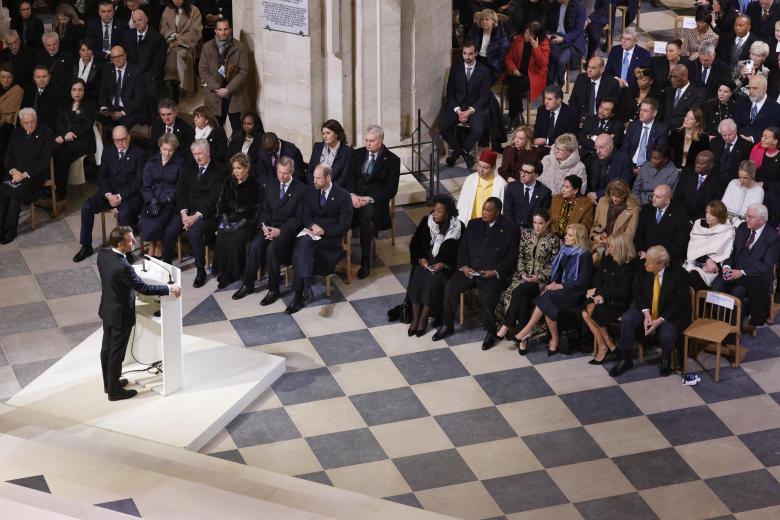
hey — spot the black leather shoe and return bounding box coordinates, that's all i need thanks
[217,279,230,289]
[482,332,497,351]
[260,290,279,306]
[193,271,207,288]
[1,231,17,245]
[463,152,475,170]
[415,323,428,337]
[358,260,370,279]
[73,245,94,262]
[609,358,634,377]
[445,154,457,168]
[108,389,137,401]
[432,325,453,341]
[285,297,305,314]
[407,326,416,337]
[232,285,253,300]
[303,287,314,301]
[104,378,129,393]
[659,356,672,376]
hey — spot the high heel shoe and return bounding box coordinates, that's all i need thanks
[547,343,558,356]
[415,323,427,337]
[407,326,416,337]
[514,333,530,355]
[589,352,607,365]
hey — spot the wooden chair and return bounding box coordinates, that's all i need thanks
[138,234,183,263]
[40,159,64,218]
[458,288,480,325]
[683,290,744,382]
[67,154,89,194]
[674,16,695,40]
[285,229,353,298]
[99,209,119,245]
[615,3,640,32]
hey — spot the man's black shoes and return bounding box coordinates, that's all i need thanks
[73,245,93,262]
[260,290,279,306]
[285,294,305,314]
[609,358,633,377]
[432,325,453,341]
[358,260,370,279]
[108,388,137,401]
[232,285,252,300]
[193,270,207,288]
[481,332,497,351]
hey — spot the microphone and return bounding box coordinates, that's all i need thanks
[143,255,174,284]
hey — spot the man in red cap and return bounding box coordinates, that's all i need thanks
[456,150,507,224]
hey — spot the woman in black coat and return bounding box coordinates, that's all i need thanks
[226,112,264,166]
[406,194,464,336]
[581,232,638,364]
[193,106,228,164]
[213,153,263,288]
[306,119,353,185]
[11,1,44,49]
[668,108,709,171]
[52,79,96,201]
[703,79,737,135]
[139,133,185,262]
[53,3,85,55]
[72,40,103,102]
[649,39,689,92]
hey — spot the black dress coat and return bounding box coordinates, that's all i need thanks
[305,142,353,185]
[34,49,74,95]
[255,140,306,182]
[630,263,691,331]
[709,135,752,182]
[301,184,354,272]
[2,124,55,203]
[203,127,228,166]
[533,103,578,145]
[703,98,737,136]
[120,28,166,97]
[98,143,146,202]
[257,176,306,263]
[673,170,727,220]
[662,83,705,129]
[591,256,638,325]
[149,117,195,160]
[343,146,401,231]
[457,215,520,281]
[578,115,625,161]
[72,57,104,102]
[11,15,44,49]
[176,161,227,222]
[0,45,35,89]
[21,85,62,131]
[633,203,691,261]
[227,133,260,166]
[668,129,710,171]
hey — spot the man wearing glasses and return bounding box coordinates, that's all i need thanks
[73,126,147,262]
[98,45,146,138]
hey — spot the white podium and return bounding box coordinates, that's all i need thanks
[129,258,183,396]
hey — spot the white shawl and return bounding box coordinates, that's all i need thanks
[456,172,507,224]
[683,221,735,286]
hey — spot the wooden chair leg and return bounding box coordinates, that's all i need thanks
[325,274,332,297]
[715,343,721,383]
[459,292,465,326]
[100,212,107,245]
[284,266,291,287]
[177,236,182,263]
[30,203,37,230]
[391,198,396,246]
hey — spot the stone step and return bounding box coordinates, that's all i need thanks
[0,482,139,519]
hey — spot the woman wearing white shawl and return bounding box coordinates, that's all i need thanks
[683,200,735,291]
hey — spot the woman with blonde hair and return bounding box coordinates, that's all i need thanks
[52,3,84,54]
[683,200,735,291]
[722,160,764,225]
[590,179,639,263]
[539,133,587,195]
[498,126,540,182]
[668,108,708,171]
[467,8,510,81]
[582,233,638,364]
[512,223,593,356]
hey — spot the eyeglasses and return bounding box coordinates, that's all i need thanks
[113,136,129,142]
[110,53,125,60]
[520,169,536,175]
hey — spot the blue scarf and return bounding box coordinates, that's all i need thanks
[549,245,586,284]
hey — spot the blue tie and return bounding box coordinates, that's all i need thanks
[637,126,650,166]
[319,190,327,208]
[696,174,705,191]
[656,208,663,224]
[750,103,758,123]
[279,183,285,200]
[620,51,630,81]
[742,0,749,12]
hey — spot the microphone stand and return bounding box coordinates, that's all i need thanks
[143,255,174,284]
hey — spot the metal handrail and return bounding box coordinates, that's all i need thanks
[386,109,440,201]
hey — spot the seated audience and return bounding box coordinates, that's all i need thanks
[192,106,228,166]
[735,75,778,144]
[585,0,609,59]
[149,98,195,159]
[604,29,651,90]
[634,184,691,262]
[176,139,227,288]
[52,4,85,56]
[467,8,510,81]
[632,144,679,205]
[306,119,353,185]
[755,127,780,224]
[74,126,145,262]
[160,0,203,102]
[52,79,96,202]
[590,179,639,262]
[669,108,709,171]
[86,1,125,61]
[35,32,74,96]
[710,117,752,182]
[578,97,624,162]
[504,21,549,130]
[11,1,44,49]
[98,45,147,136]
[662,64,704,131]
[704,80,737,137]
[551,175,595,238]
[610,245,690,376]
[582,232,638,364]
[256,132,306,182]
[652,40,689,92]
[22,66,61,131]
[544,0,586,87]
[616,66,664,125]
[723,160,764,225]
[539,133,587,195]
[495,209,560,341]
[406,195,464,336]
[498,126,541,182]
[138,133,184,262]
[735,41,771,97]
[432,197,519,349]
[285,163,353,314]
[0,64,23,163]
[681,12,720,60]
[512,223,593,355]
[456,150,507,223]
[622,98,668,172]
[233,156,305,301]
[711,0,737,35]
[72,40,104,102]
[213,153,262,289]
[569,57,621,128]
[690,45,730,106]
[0,108,54,244]
[439,39,492,169]
[343,125,401,278]
[0,31,35,92]
[586,134,633,201]
[674,151,725,220]
[715,15,756,73]
[746,0,779,41]
[227,112,263,165]
[712,204,780,329]
[683,200,735,291]
[533,85,577,149]
[503,159,552,229]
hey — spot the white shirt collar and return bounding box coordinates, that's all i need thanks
[754,95,768,113]
[523,181,537,191]
[677,82,690,96]
[198,162,209,171]
[137,29,148,38]
[656,267,665,283]
[321,183,332,199]
[623,46,634,58]
[111,247,124,255]
[116,64,127,73]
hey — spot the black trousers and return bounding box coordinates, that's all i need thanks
[353,203,375,259]
[0,180,43,233]
[438,107,487,158]
[53,139,93,199]
[101,323,132,395]
[506,75,529,120]
[443,271,504,333]
[711,274,770,326]
[503,282,540,328]
[618,307,678,356]
[184,216,217,273]
[586,22,605,59]
[242,233,293,291]
[79,193,142,246]
[218,98,242,136]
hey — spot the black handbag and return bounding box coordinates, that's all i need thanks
[387,301,412,324]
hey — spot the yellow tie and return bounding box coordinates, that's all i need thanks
[651,274,660,320]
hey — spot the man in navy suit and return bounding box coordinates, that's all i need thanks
[545,0,587,87]
[149,98,195,159]
[735,75,780,143]
[503,159,552,229]
[286,163,353,314]
[533,84,578,148]
[568,56,621,126]
[439,39,493,169]
[86,1,126,62]
[98,45,147,136]
[673,151,726,220]
[604,28,650,89]
[74,126,146,262]
[621,98,668,171]
[746,0,780,41]
[712,204,780,328]
[586,134,633,200]
[662,64,705,129]
[709,118,752,182]
[233,156,305,302]
[578,97,624,161]
[255,132,306,182]
[432,197,519,350]
[715,15,757,72]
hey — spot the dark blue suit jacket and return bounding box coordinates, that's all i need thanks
[306,142,353,185]
[604,44,651,89]
[589,0,610,25]
[85,18,126,60]
[621,119,668,165]
[301,184,353,270]
[98,143,147,201]
[734,97,780,144]
[503,181,553,229]
[545,0,587,56]
[725,223,780,284]
[533,103,578,145]
[587,150,634,197]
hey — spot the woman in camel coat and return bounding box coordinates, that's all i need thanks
[589,179,640,263]
[160,0,203,96]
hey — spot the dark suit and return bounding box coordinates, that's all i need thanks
[662,83,705,129]
[34,49,74,95]
[0,45,35,89]
[673,171,726,220]
[21,85,62,131]
[120,28,166,100]
[149,117,195,160]
[633,203,691,261]
[746,2,780,41]
[203,127,228,167]
[503,181,552,229]
[255,140,306,182]
[545,0,587,85]
[438,60,493,157]
[604,44,651,89]
[442,215,519,333]
[578,115,624,161]
[687,59,731,100]
[709,136,752,182]
[176,161,227,272]
[711,222,780,325]
[715,31,757,70]
[621,119,669,166]
[79,144,147,247]
[306,142,353,185]
[11,15,44,49]
[52,100,97,198]
[342,146,401,259]
[0,125,54,234]
[587,150,634,198]
[734,96,780,144]
[98,63,147,131]
[568,74,621,126]
[72,57,104,101]
[97,248,169,395]
[533,103,578,146]
[242,177,305,290]
[291,184,353,291]
[85,18,126,60]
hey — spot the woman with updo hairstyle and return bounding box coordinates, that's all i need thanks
[683,200,735,291]
[651,39,688,91]
[306,119,353,185]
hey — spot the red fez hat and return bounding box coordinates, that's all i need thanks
[479,150,497,167]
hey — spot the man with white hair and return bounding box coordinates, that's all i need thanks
[0,108,54,244]
[734,75,779,143]
[709,118,752,182]
[711,204,779,330]
[34,31,73,95]
[0,30,35,89]
[604,28,650,89]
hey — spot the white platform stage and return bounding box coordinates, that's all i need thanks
[7,328,285,451]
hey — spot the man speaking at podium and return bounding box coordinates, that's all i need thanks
[98,226,182,401]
